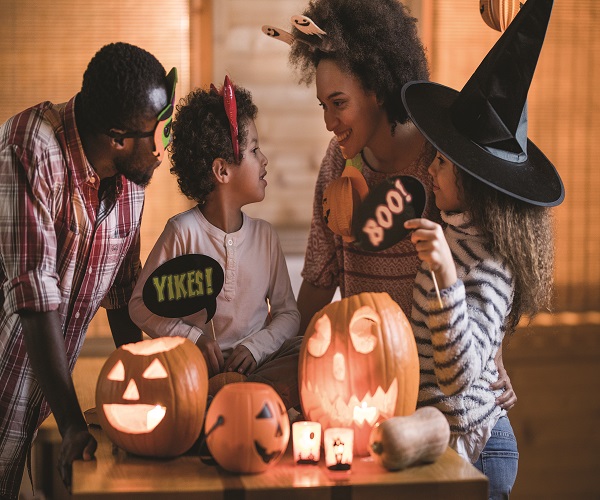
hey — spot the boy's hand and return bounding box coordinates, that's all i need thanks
[224,345,257,375]
[404,218,458,289]
[195,336,224,377]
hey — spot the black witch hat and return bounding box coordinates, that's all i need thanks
[401,0,564,207]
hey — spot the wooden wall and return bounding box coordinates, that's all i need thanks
[504,323,600,499]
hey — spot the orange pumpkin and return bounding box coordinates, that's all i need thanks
[205,382,290,473]
[299,292,419,456]
[322,165,369,242]
[95,337,208,457]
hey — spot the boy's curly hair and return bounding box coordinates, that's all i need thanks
[459,170,555,334]
[170,86,258,204]
[288,0,429,125]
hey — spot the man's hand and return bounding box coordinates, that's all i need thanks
[58,425,97,490]
[224,345,257,375]
[195,335,224,377]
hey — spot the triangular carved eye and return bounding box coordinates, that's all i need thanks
[256,403,273,419]
[142,358,168,379]
[307,314,331,358]
[122,379,140,400]
[349,306,379,354]
[107,360,125,381]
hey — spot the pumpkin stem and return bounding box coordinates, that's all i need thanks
[371,441,384,455]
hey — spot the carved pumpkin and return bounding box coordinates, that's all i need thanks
[95,337,208,457]
[299,292,419,456]
[205,382,290,473]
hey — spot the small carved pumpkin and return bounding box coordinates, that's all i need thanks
[299,292,419,456]
[205,382,290,473]
[95,337,208,457]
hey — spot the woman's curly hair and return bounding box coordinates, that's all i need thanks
[288,0,429,125]
[170,85,258,204]
[459,170,555,334]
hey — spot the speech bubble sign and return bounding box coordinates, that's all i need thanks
[142,254,224,322]
[352,175,426,252]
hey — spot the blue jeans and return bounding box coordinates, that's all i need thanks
[473,415,519,500]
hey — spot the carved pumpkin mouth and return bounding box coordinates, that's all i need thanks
[254,441,283,464]
[301,378,398,427]
[103,404,166,434]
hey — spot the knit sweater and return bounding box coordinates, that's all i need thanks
[411,212,514,456]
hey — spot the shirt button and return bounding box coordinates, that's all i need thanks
[88,267,93,274]
[75,312,80,319]
[227,239,233,246]
[89,176,96,184]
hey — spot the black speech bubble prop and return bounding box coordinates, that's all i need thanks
[142,254,224,321]
[352,175,426,252]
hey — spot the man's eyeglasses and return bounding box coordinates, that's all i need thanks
[106,67,178,163]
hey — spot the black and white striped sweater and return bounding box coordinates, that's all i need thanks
[411,211,514,437]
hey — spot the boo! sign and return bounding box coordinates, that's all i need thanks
[142,254,224,321]
[353,175,426,252]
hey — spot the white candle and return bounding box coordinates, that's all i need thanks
[292,421,321,465]
[324,427,354,471]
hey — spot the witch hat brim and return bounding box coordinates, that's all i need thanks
[401,0,564,207]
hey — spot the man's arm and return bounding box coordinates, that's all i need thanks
[20,310,96,489]
[106,305,142,348]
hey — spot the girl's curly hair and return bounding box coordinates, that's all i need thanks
[288,0,429,125]
[458,170,555,334]
[170,86,258,204]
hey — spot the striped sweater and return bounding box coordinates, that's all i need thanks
[411,211,514,440]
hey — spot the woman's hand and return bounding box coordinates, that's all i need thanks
[492,346,517,411]
[404,218,458,289]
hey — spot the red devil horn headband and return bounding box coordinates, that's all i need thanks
[211,76,239,163]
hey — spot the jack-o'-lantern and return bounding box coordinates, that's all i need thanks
[299,292,419,456]
[95,337,208,457]
[205,382,290,473]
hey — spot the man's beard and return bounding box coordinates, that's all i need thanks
[114,143,157,188]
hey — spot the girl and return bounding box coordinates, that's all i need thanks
[402,0,563,496]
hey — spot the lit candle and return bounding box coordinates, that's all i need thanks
[292,421,321,465]
[146,404,166,431]
[353,402,378,426]
[324,427,354,472]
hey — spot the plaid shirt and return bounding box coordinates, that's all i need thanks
[0,96,144,497]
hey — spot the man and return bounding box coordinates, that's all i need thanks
[0,42,177,499]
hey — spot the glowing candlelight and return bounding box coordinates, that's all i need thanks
[324,427,353,472]
[353,402,378,426]
[292,421,322,465]
[146,404,166,431]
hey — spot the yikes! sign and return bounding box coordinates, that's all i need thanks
[142,254,224,321]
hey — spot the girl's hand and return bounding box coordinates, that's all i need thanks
[404,218,458,289]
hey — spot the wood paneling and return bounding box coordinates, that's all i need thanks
[504,324,600,499]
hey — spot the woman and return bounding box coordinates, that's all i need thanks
[278,0,517,408]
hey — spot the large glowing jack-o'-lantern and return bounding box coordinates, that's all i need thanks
[299,292,419,456]
[95,337,208,457]
[205,382,290,474]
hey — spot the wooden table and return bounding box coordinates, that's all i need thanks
[72,430,487,500]
[38,357,488,499]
